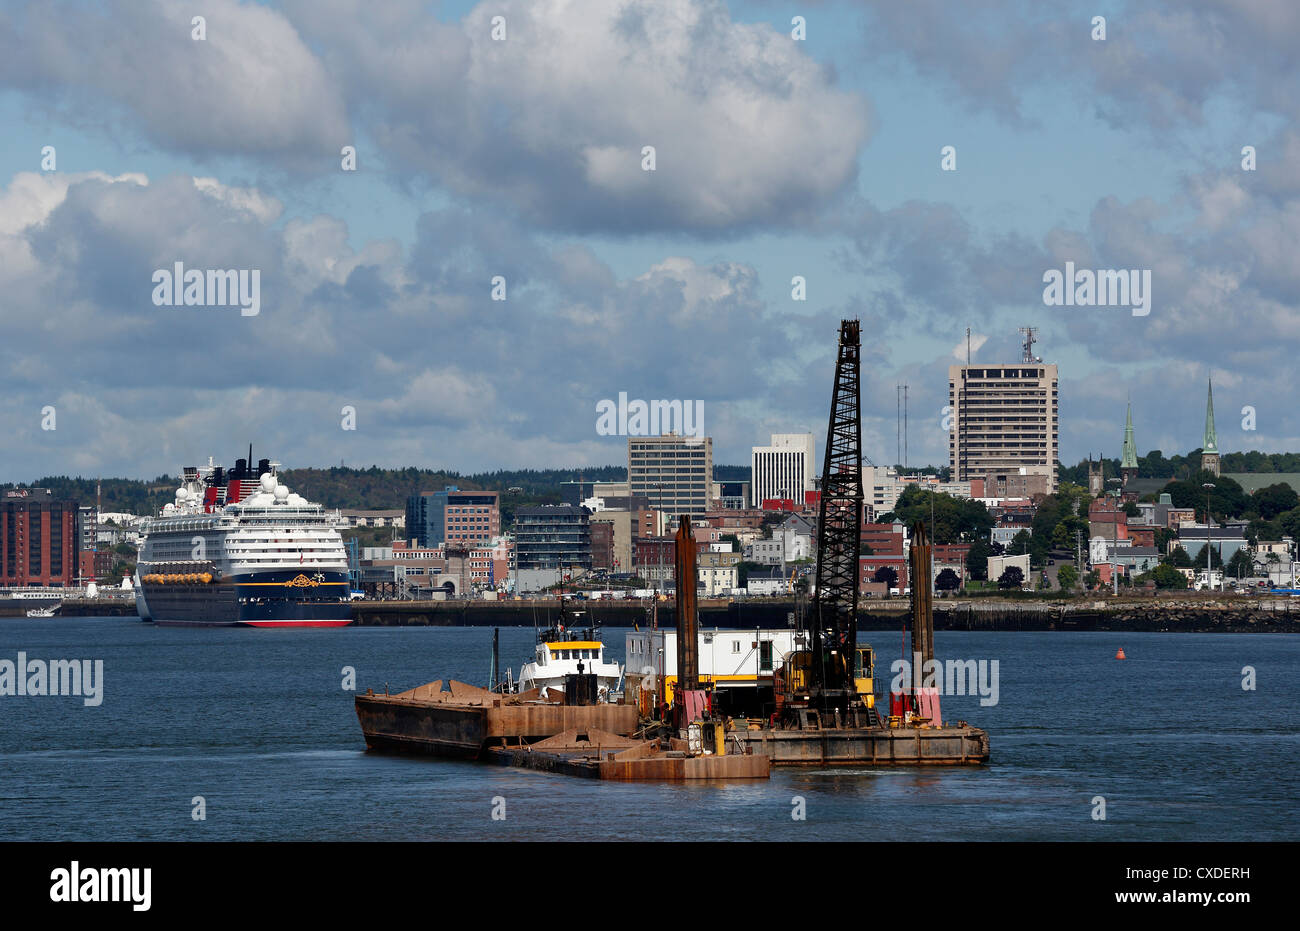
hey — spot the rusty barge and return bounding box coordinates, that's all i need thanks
[354,678,769,780]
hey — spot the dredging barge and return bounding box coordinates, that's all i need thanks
[352,512,987,776]
[353,319,988,777]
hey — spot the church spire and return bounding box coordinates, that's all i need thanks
[1203,378,1218,454]
[1120,403,1139,488]
[1121,403,1138,469]
[1201,378,1221,477]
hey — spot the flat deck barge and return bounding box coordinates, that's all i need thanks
[733,722,989,765]
[354,680,770,780]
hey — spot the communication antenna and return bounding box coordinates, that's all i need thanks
[896,385,902,469]
[896,384,910,471]
[1019,327,1042,364]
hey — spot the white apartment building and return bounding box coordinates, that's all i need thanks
[751,433,816,507]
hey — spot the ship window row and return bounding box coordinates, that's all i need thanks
[552,649,599,661]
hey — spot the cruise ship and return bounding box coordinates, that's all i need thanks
[134,454,352,627]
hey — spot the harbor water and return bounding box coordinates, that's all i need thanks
[2,616,1297,841]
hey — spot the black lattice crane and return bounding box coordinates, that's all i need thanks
[809,319,864,711]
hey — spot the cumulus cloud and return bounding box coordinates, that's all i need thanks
[0,0,348,161]
[284,0,870,233]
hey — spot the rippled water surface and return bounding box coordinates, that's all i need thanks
[3,617,1296,841]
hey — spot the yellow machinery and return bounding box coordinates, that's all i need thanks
[854,646,876,710]
[781,649,813,694]
[777,646,875,710]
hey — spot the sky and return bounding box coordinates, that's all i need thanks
[2,0,1298,481]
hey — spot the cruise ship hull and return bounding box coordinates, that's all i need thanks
[137,570,353,628]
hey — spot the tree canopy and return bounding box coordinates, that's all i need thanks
[880,486,993,545]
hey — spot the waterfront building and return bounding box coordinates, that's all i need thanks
[859,554,909,594]
[745,566,788,596]
[1,488,81,587]
[634,535,675,587]
[513,504,592,571]
[588,508,633,574]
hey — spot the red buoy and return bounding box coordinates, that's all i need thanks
[1115,647,1126,660]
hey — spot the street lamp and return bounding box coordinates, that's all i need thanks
[1202,483,1216,591]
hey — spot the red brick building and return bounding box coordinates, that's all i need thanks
[79,549,115,582]
[861,522,905,556]
[1,489,81,586]
[933,543,972,566]
[444,490,501,545]
[860,555,908,591]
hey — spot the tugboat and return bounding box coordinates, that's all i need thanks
[518,601,622,700]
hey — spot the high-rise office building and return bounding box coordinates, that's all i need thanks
[750,433,816,507]
[628,434,713,518]
[948,333,1059,494]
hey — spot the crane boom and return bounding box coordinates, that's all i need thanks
[809,319,864,708]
